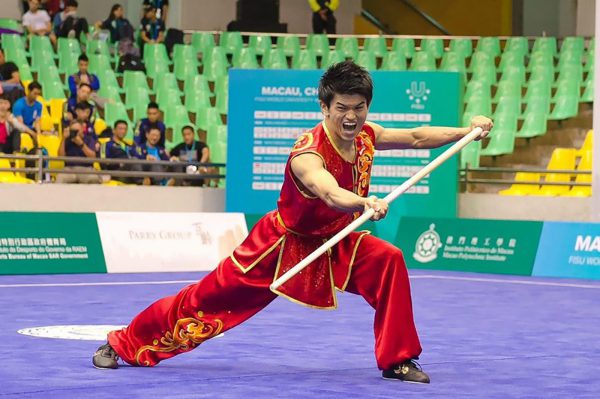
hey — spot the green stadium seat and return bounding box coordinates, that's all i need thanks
[558,51,583,70]
[215,84,228,115]
[335,37,359,59]
[391,38,415,58]
[174,58,199,81]
[164,104,191,128]
[191,32,216,56]
[173,44,196,64]
[262,48,288,69]
[29,35,54,57]
[449,38,473,58]
[17,63,33,81]
[123,70,150,93]
[98,84,121,104]
[219,31,243,54]
[440,51,466,77]
[126,87,150,107]
[523,96,551,117]
[475,37,501,58]
[464,80,491,104]
[498,51,525,73]
[322,50,344,67]
[420,38,444,58]
[364,37,388,57]
[505,37,529,56]
[465,93,492,117]
[248,35,272,56]
[549,87,579,120]
[143,43,170,67]
[494,96,521,117]
[381,51,406,71]
[499,64,526,85]
[581,71,594,102]
[86,39,111,57]
[460,140,481,169]
[57,37,81,59]
[207,124,228,147]
[203,47,228,81]
[516,108,547,139]
[58,49,79,75]
[88,54,112,75]
[493,80,521,103]
[528,64,555,83]
[38,64,61,85]
[104,102,130,127]
[185,74,212,99]
[410,51,436,71]
[480,114,518,156]
[0,18,20,31]
[232,47,259,69]
[31,48,55,72]
[185,90,211,112]
[157,88,182,107]
[97,69,120,92]
[355,50,376,70]
[556,63,583,85]
[196,107,223,131]
[470,61,496,85]
[41,80,65,100]
[145,59,170,80]
[527,52,554,71]
[307,34,330,57]
[292,49,318,70]
[559,36,584,56]
[277,35,301,58]
[532,37,557,57]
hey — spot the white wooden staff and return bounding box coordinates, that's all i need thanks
[270,127,483,291]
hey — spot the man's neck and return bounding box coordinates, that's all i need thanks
[324,119,354,153]
[25,97,36,105]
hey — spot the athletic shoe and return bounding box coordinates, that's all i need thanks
[92,343,119,369]
[382,359,430,383]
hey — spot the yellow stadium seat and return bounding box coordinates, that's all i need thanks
[103,180,127,186]
[499,172,541,195]
[577,130,593,156]
[15,133,35,178]
[537,148,577,196]
[22,80,32,95]
[40,115,54,132]
[37,134,64,177]
[94,118,108,135]
[0,157,35,184]
[49,98,67,132]
[564,150,592,197]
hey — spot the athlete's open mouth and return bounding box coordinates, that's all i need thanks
[342,122,357,132]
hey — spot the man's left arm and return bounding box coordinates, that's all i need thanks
[371,115,493,150]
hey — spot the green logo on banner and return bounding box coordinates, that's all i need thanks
[397,217,543,275]
[0,212,106,275]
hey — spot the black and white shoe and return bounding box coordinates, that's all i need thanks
[92,343,119,369]
[382,359,430,384]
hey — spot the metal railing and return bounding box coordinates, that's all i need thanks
[0,152,226,184]
[460,165,592,187]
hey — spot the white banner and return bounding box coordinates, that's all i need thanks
[96,212,248,273]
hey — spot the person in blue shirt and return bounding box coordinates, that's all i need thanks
[68,54,100,99]
[97,4,134,43]
[139,6,165,50]
[134,102,166,147]
[130,126,170,185]
[142,0,169,22]
[100,119,137,184]
[56,119,102,184]
[12,81,43,135]
[64,83,96,123]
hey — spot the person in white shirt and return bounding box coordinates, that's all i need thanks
[22,0,52,38]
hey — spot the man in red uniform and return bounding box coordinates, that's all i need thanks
[93,61,492,383]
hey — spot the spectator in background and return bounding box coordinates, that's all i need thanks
[308,0,338,34]
[139,6,165,50]
[56,119,102,184]
[53,0,88,40]
[131,126,170,185]
[134,102,165,147]
[64,83,95,122]
[142,0,169,23]
[12,81,42,136]
[97,4,134,43]
[169,125,209,186]
[42,0,64,18]
[100,119,136,184]
[0,50,25,100]
[68,54,99,99]
[22,0,53,38]
[72,101,96,137]
[0,94,37,153]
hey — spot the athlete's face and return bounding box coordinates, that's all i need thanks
[321,93,368,142]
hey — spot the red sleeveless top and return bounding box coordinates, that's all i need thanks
[277,121,376,237]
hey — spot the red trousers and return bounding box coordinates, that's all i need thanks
[108,223,422,370]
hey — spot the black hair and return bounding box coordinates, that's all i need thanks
[78,53,89,62]
[74,101,91,111]
[66,0,78,7]
[114,119,128,128]
[318,60,373,108]
[146,126,161,134]
[147,102,159,110]
[28,81,42,92]
[78,82,92,90]
[182,125,195,133]
[109,3,123,19]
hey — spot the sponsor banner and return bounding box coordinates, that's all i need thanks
[0,212,106,274]
[396,217,542,275]
[533,222,600,279]
[228,69,462,243]
[96,212,248,273]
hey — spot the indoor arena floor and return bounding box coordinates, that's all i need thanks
[1,269,599,399]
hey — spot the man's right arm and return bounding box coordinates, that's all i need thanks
[290,153,387,220]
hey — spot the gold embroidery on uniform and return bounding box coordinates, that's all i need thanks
[291,132,314,153]
[135,311,223,366]
[230,235,286,273]
[355,131,374,198]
